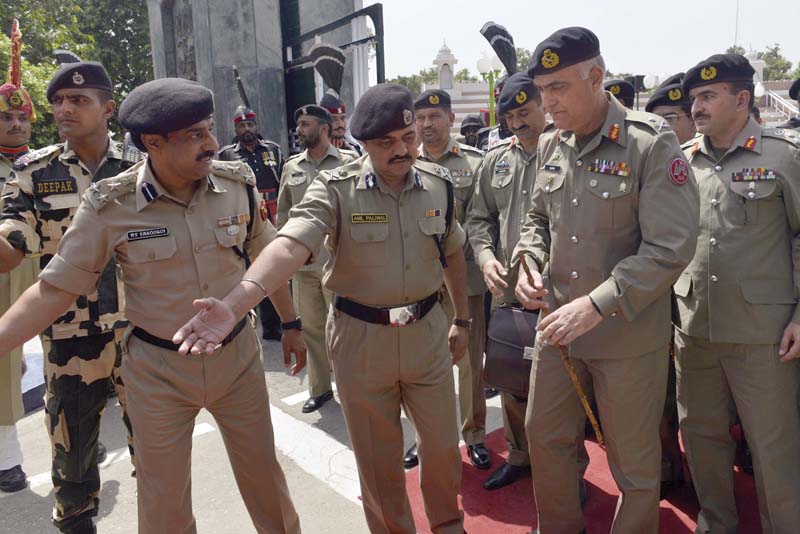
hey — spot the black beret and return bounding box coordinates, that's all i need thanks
[529,27,600,77]
[294,104,332,125]
[119,78,215,135]
[683,54,754,94]
[790,77,800,101]
[350,83,414,141]
[498,73,539,115]
[46,61,112,102]
[320,90,346,114]
[460,114,485,134]
[604,79,635,108]
[414,89,451,110]
[645,73,690,112]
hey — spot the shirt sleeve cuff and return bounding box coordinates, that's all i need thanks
[39,254,100,296]
[476,248,498,269]
[277,218,325,264]
[0,220,39,256]
[589,277,622,318]
[792,304,800,325]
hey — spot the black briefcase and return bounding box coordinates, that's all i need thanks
[484,306,539,399]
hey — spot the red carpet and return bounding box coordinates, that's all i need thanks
[406,428,761,533]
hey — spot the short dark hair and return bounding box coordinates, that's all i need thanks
[728,81,754,107]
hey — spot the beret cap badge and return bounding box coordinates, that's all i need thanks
[700,66,717,81]
[668,88,682,101]
[403,109,413,126]
[541,49,560,69]
[515,91,528,105]
[72,72,85,85]
[8,92,22,107]
[610,85,621,95]
[428,94,440,105]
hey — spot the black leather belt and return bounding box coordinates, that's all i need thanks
[333,293,439,327]
[132,318,247,352]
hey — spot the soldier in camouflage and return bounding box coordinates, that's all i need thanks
[0,61,133,534]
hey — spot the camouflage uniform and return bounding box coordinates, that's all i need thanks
[0,140,133,532]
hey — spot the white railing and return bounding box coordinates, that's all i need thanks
[765,90,799,120]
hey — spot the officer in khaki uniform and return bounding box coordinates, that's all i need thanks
[513,28,699,533]
[0,60,134,533]
[674,54,800,534]
[0,58,39,492]
[411,88,490,470]
[174,83,470,534]
[0,78,305,533]
[277,104,357,413]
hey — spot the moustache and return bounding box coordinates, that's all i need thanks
[389,155,412,164]
[693,113,710,121]
[196,151,215,161]
[511,124,530,134]
[7,129,24,134]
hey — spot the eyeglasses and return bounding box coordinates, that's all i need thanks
[656,113,691,125]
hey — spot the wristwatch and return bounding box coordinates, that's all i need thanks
[281,318,303,331]
[453,318,473,330]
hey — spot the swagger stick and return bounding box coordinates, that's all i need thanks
[520,259,604,446]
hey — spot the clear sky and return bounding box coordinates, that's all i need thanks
[363,0,800,80]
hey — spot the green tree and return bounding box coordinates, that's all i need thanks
[454,68,478,83]
[726,44,746,55]
[759,44,792,81]
[388,67,438,96]
[515,47,531,74]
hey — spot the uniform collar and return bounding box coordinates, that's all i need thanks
[355,157,426,192]
[135,160,220,211]
[696,117,763,160]
[298,143,343,165]
[558,94,628,154]
[419,136,462,162]
[60,138,122,166]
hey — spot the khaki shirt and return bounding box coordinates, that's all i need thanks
[278,156,466,307]
[38,160,274,340]
[0,141,131,340]
[674,119,800,344]
[276,144,357,271]
[513,95,699,359]
[418,137,486,296]
[466,136,538,304]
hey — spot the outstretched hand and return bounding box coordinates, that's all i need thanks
[173,298,237,355]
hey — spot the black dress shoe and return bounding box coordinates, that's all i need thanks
[302,390,334,413]
[262,327,282,341]
[484,386,499,399]
[403,443,418,469]
[468,443,491,469]
[0,464,27,493]
[96,442,107,464]
[483,462,529,490]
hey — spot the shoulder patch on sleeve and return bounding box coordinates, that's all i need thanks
[12,144,62,171]
[762,128,800,147]
[211,160,256,187]
[83,169,139,210]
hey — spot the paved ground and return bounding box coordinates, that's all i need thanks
[2,334,507,533]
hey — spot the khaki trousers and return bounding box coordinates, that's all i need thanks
[674,331,800,534]
[443,293,487,444]
[291,269,333,397]
[326,302,463,534]
[526,346,667,534]
[121,323,300,534]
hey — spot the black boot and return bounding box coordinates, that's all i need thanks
[0,465,27,493]
[483,462,529,490]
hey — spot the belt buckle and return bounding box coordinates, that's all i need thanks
[388,305,417,327]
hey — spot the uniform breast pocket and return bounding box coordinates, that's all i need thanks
[125,235,178,264]
[540,172,566,224]
[286,173,309,187]
[491,171,513,213]
[417,216,447,259]
[214,224,246,249]
[348,223,389,266]
[34,194,81,241]
[726,181,778,226]
[585,173,635,229]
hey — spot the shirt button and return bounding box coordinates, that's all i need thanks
[711,275,719,283]
[522,190,528,196]
[710,198,719,207]
[203,283,209,290]
[544,185,551,193]
[576,160,583,167]
[710,238,718,246]
[405,264,411,271]
[571,235,579,244]
[714,165,723,172]
[194,245,201,253]
[572,198,579,207]
[570,271,579,279]
[602,191,610,199]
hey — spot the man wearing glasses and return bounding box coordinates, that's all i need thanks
[646,73,696,144]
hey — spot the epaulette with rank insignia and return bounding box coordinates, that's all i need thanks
[211,160,256,187]
[624,109,662,134]
[762,128,800,147]
[83,166,140,211]
[284,152,304,163]
[12,144,62,171]
[326,160,361,181]
[415,160,451,181]
[457,142,484,157]
[485,136,514,154]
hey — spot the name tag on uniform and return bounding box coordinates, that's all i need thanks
[494,160,511,176]
[450,169,473,178]
[543,164,561,172]
[732,168,777,182]
[127,227,169,241]
[351,213,388,224]
[35,178,77,196]
[217,213,249,227]
[587,159,630,177]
